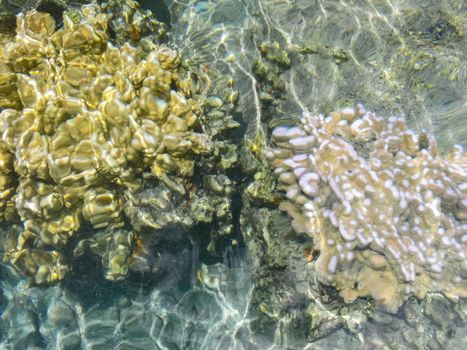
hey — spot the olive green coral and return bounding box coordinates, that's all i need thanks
[0,3,238,284]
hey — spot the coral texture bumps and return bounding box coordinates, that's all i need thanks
[0,4,228,284]
[267,105,467,312]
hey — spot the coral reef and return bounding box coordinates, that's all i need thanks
[252,41,291,101]
[267,105,467,312]
[0,1,466,348]
[0,0,66,35]
[0,2,238,284]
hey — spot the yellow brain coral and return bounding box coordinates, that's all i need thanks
[0,4,224,284]
[268,105,467,312]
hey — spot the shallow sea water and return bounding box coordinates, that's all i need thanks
[0,0,466,349]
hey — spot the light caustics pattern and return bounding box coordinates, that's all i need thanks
[169,0,465,148]
[0,0,466,349]
[0,251,258,349]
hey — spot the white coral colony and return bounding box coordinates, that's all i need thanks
[267,105,467,312]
